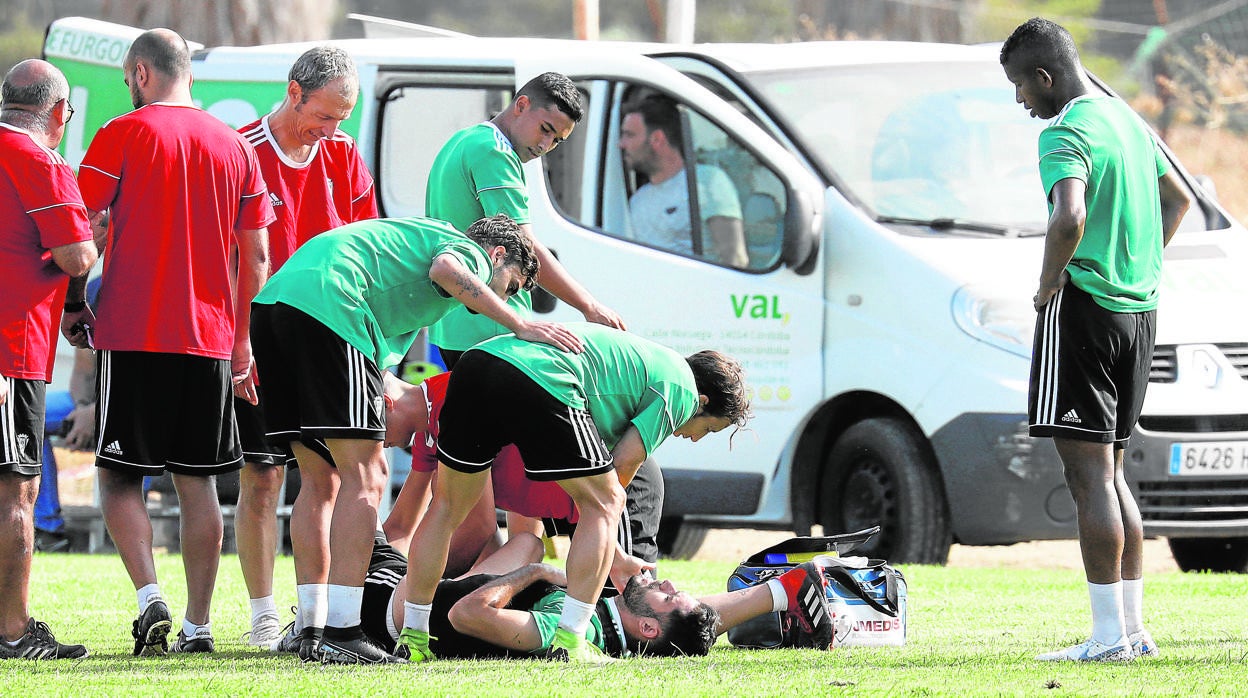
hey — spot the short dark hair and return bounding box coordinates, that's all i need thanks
[517,72,584,123]
[687,350,750,427]
[632,603,720,657]
[289,46,358,103]
[127,29,191,78]
[1,64,67,126]
[464,214,539,291]
[1000,17,1081,77]
[621,94,683,153]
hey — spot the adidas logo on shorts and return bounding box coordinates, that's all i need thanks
[1061,409,1082,424]
[103,440,124,455]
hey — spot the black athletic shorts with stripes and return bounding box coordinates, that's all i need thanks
[96,350,242,476]
[1,376,45,476]
[436,350,615,482]
[360,539,559,658]
[1028,282,1155,447]
[251,302,385,448]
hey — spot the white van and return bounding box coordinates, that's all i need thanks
[45,16,1248,570]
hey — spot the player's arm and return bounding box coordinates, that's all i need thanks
[428,252,583,353]
[706,216,748,268]
[1035,177,1086,311]
[446,563,568,652]
[54,210,100,349]
[522,223,627,331]
[1158,169,1190,248]
[232,226,270,404]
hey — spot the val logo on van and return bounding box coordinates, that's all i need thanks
[731,294,789,324]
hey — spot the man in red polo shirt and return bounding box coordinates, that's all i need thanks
[76,28,274,657]
[0,58,96,661]
[233,45,377,649]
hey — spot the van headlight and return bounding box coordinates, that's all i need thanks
[951,284,1035,359]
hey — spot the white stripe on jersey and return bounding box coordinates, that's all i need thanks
[26,201,88,215]
[80,163,120,180]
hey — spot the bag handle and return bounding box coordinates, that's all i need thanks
[822,564,899,617]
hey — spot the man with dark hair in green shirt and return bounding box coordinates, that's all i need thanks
[1001,17,1190,663]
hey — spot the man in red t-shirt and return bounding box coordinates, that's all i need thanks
[76,29,275,657]
[232,46,378,650]
[0,59,96,660]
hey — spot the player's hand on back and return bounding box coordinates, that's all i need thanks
[582,301,627,332]
[515,321,584,353]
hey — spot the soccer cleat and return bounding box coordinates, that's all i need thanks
[243,613,283,648]
[170,628,215,653]
[270,619,300,654]
[131,599,173,656]
[394,628,435,662]
[0,617,88,660]
[548,627,616,665]
[1129,630,1159,658]
[1036,638,1134,663]
[297,626,324,662]
[318,625,406,665]
[777,562,833,647]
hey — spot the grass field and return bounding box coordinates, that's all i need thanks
[2,552,1245,697]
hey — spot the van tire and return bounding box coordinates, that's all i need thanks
[657,516,709,560]
[819,417,951,564]
[1167,536,1248,573]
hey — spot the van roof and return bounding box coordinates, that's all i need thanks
[196,36,1000,73]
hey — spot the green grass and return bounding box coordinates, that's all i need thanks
[3,553,1246,696]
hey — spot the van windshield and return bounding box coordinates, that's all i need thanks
[745,60,1056,232]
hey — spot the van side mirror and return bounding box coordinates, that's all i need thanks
[782,188,819,275]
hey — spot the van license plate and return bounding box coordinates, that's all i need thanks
[1169,442,1248,476]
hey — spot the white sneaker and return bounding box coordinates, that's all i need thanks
[1036,638,1134,662]
[1129,630,1159,658]
[243,614,282,648]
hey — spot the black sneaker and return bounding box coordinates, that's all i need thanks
[131,600,172,656]
[34,529,71,553]
[0,617,88,659]
[170,629,215,653]
[318,625,406,665]
[779,562,834,649]
[297,626,324,663]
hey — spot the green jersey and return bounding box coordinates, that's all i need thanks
[253,216,492,369]
[528,589,608,654]
[475,323,700,455]
[1038,95,1169,312]
[427,122,533,351]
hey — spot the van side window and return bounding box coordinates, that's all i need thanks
[376,80,510,217]
[609,86,785,271]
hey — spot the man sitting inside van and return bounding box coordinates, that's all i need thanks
[619,94,748,268]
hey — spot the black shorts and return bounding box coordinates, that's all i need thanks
[437,351,614,482]
[235,396,288,466]
[359,540,557,659]
[251,303,385,445]
[1029,283,1155,446]
[96,350,241,476]
[1,376,45,476]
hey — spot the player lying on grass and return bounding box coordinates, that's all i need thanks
[349,532,834,660]
[399,324,751,664]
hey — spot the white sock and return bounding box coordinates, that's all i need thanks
[765,578,788,612]
[557,596,596,635]
[403,602,432,633]
[1122,577,1144,636]
[297,583,328,632]
[182,618,211,638]
[325,584,364,629]
[137,583,163,613]
[1088,580,1126,646]
[249,596,278,626]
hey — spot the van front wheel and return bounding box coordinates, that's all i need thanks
[1167,537,1248,573]
[819,417,951,564]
